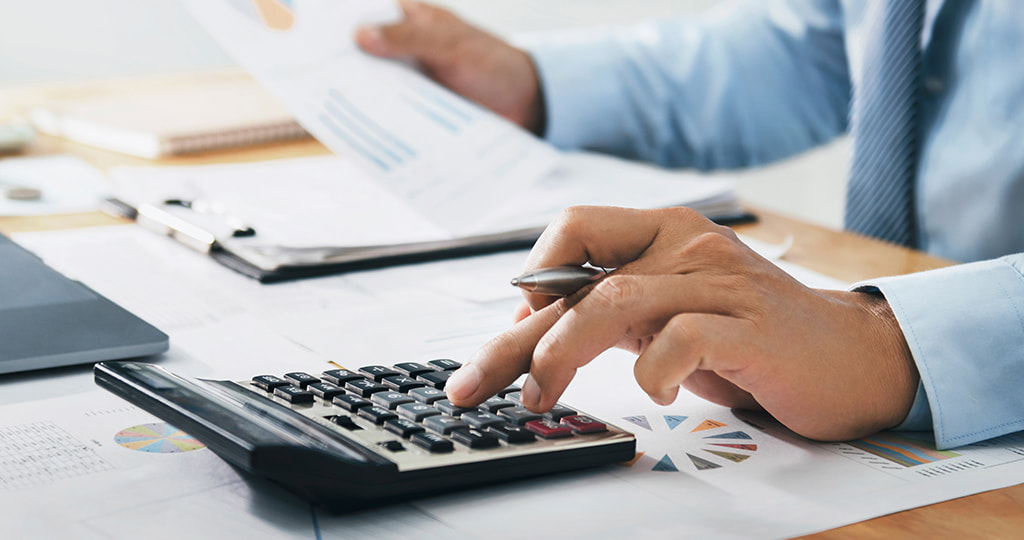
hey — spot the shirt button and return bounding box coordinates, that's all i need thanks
[924,76,945,94]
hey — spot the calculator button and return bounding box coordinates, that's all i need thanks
[424,415,469,435]
[371,391,415,410]
[384,418,425,438]
[382,375,426,393]
[417,370,451,389]
[326,414,360,431]
[497,385,522,397]
[345,378,389,397]
[251,375,289,392]
[434,399,474,416]
[427,359,461,371]
[525,419,574,439]
[321,369,363,385]
[478,396,516,413]
[358,406,398,425]
[451,428,500,449]
[308,382,346,401]
[273,385,314,404]
[488,424,536,444]
[332,394,372,412]
[411,432,454,453]
[461,411,506,430]
[409,387,446,404]
[561,415,607,434]
[377,440,406,452]
[543,405,577,422]
[358,365,400,382]
[504,391,523,405]
[283,372,319,389]
[393,362,433,377]
[397,403,442,422]
[498,408,542,426]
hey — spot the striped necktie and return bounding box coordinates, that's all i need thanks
[844,1,925,247]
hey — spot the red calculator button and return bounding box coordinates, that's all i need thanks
[561,415,607,434]
[525,419,573,439]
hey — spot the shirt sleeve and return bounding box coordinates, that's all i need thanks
[526,0,851,170]
[852,253,1024,449]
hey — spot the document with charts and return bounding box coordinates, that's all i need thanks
[181,0,559,231]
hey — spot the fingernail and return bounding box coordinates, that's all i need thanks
[445,363,481,402]
[521,376,541,410]
[355,26,383,50]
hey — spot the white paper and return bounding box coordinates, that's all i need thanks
[9,225,1024,539]
[180,0,559,231]
[110,153,738,250]
[0,155,110,215]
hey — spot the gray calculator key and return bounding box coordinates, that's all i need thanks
[384,418,425,438]
[543,405,577,421]
[478,396,516,413]
[283,372,319,389]
[424,415,469,435]
[273,384,314,404]
[320,369,363,385]
[498,407,542,426]
[435,399,474,416]
[394,362,433,377]
[409,387,446,404]
[397,402,442,422]
[332,394,372,412]
[382,375,426,393]
[371,391,415,410]
[358,406,398,425]
[461,411,506,429]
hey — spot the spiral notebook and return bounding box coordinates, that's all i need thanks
[31,79,309,159]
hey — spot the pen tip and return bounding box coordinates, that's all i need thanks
[510,278,520,287]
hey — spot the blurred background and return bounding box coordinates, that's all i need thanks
[0,0,848,229]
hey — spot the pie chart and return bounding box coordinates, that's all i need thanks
[114,423,205,453]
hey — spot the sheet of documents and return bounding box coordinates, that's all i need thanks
[110,153,738,248]
[7,225,1024,539]
[0,155,110,216]
[181,0,559,231]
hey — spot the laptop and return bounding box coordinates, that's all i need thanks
[0,233,168,374]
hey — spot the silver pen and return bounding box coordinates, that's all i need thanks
[510,266,607,296]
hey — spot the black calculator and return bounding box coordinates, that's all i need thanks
[94,360,635,509]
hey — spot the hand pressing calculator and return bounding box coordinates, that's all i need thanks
[94,360,635,509]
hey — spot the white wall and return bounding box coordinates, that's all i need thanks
[0,0,847,229]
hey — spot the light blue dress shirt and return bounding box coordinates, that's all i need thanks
[528,0,1024,449]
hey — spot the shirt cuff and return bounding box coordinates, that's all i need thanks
[853,256,1024,449]
[526,31,631,151]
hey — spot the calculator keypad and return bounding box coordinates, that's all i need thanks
[247,361,631,467]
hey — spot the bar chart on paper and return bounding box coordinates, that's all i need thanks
[619,413,760,473]
[184,0,559,232]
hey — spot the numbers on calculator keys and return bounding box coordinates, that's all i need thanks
[250,363,620,455]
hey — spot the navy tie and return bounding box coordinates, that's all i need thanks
[845,1,925,247]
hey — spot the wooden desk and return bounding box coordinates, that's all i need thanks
[1,73,1021,539]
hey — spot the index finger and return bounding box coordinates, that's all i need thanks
[521,206,714,310]
[445,298,568,407]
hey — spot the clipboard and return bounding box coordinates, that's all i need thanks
[102,197,545,283]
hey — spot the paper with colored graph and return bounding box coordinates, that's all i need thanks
[181,0,559,231]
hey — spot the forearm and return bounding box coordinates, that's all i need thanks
[529,0,851,170]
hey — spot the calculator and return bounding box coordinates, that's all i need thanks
[94,360,635,509]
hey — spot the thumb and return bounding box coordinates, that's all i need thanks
[355,1,456,61]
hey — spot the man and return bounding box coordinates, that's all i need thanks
[356,0,1024,448]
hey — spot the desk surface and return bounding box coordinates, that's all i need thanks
[1,72,1021,539]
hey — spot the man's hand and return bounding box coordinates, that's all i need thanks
[355,1,544,132]
[445,206,920,442]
